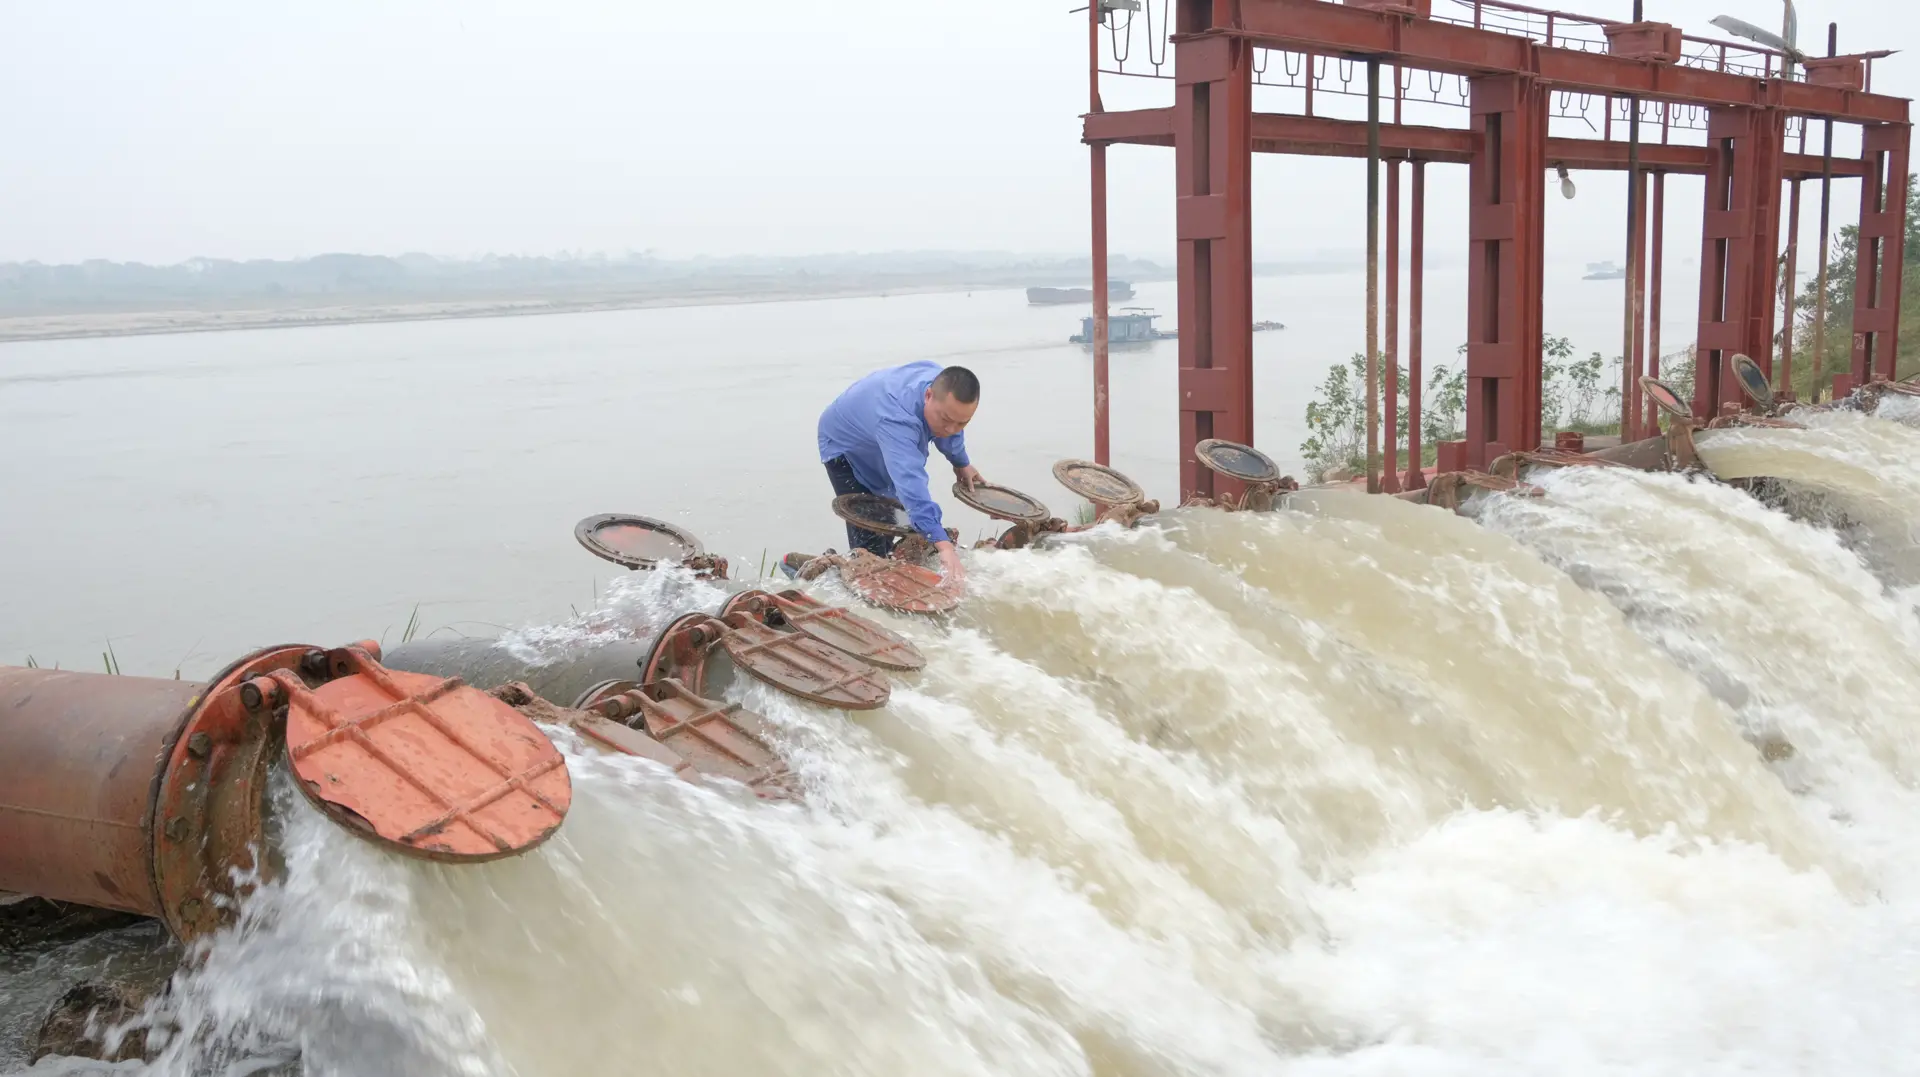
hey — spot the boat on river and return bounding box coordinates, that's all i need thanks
[1069,308,1175,345]
[1070,311,1283,345]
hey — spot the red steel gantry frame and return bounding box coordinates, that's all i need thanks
[1083,0,1910,496]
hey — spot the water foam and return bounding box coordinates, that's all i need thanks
[14,493,1920,1076]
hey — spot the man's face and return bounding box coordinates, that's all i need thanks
[923,389,978,439]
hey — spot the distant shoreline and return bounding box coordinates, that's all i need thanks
[0,264,1357,345]
[0,281,1035,345]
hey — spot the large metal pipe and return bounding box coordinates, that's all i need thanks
[380,638,651,709]
[0,670,203,914]
[0,644,313,938]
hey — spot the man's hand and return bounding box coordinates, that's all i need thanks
[933,540,966,594]
[955,464,984,492]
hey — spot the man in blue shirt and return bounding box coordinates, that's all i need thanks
[816,362,983,586]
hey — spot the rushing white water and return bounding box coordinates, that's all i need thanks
[18,480,1920,1076]
[1697,408,1920,585]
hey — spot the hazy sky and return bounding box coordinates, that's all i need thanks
[1,0,1913,266]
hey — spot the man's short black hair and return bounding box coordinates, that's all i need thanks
[932,366,980,404]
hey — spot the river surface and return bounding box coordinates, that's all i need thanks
[12,277,1914,1077]
[0,270,1651,677]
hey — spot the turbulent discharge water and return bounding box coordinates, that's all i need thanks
[15,468,1920,1075]
[1696,406,1920,586]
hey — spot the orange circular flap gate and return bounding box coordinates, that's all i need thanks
[717,613,891,710]
[839,550,958,615]
[267,646,571,862]
[574,678,798,800]
[641,611,891,710]
[721,589,926,672]
[1053,458,1145,509]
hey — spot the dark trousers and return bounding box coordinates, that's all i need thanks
[824,456,896,557]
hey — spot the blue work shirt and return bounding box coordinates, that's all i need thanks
[818,361,970,545]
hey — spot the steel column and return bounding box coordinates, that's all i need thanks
[1649,171,1665,424]
[1464,75,1548,467]
[1781,177,1801,397]
[1173,7,1255,500]
[1814,21,1839,397]
[1694,107,1786,415]
[1090,0,1111,465]
[1630,170,1649,439]
[1621,91,1643,439]
[1385,158,1402,494]
[1851,123,1911,383]
[1366,60,1382,494]
[1092,147,1112,464]
[1405,161,1427,491]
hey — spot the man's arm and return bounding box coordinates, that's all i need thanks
[877,414,949,546]
[934,432,969,469]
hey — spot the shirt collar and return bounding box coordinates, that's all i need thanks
[909,376,934,441]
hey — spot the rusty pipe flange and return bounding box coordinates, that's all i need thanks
[1425,471,1543,513]
[574,513,705,571]
[153,643,318,938]
[639,612,729,694]
[1487,448,1628,481]
[721,588,926,672]
[1707,414,1806,430]
[573,677,644,712]
[1855,380,1920,412]
[1665,420,1703,471]
[831,493,917,538]
[994,516,1071,550]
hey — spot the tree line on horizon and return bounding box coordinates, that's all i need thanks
[0,251,1181,315]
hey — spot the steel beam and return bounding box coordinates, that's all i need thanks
[1173,9,1255,500]
[1851,123,1911,383]
[1405,160,1427,492]
[1083,110,1865,179]
[1090,0,1111,464]
[1385,159,1402,493]
[1649,171,1666,423]
[1464,75,1547,467]
[1215,0,1908,123]
[1694,107,1786,414]
[1781,178,1801,397]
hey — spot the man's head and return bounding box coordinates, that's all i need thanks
[923,366,979,438]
